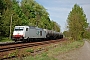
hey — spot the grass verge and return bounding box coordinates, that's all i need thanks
[20,40,84,60]
[48,40,84,57]
[24,52,57,60]
[0,37,12,42]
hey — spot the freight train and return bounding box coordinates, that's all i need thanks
[12,26,63,42]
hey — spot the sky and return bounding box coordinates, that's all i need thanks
[35,0,90,32]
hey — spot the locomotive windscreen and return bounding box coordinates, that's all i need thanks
[14,27,24,31]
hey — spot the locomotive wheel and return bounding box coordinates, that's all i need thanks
[14,39,17,42]
[27,37,31,42]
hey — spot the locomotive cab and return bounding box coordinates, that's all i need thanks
[12,26,46,42]
[12,26,28,41]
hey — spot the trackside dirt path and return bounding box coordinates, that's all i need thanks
[56,41,90,60]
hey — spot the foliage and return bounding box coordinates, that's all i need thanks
[63,31,70,37]
[83,31,90,39]
[0,0,61,39]
[0,37,12,42]
[51,21,60,32]
[67,4,88,40]
[83,25,90,39]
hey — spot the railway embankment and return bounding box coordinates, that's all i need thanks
[0,38,84,60]
[13,39,84,60]
[0,39,65,60]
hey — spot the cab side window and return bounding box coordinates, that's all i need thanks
[40,31,42,36]
[26,28,28,31]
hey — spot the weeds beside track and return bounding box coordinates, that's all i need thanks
[0,38,66,60]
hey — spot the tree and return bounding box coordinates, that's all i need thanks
[0,0,13,37]
[67,4,88,40]
[0,0,5,35]
[12,0,28,25]
[0,0,61,38]
[21,0,36,25]
[63,31,70,37]
[21,0,55,30]
[83,25,90,39]
[50,21,60,32]
[0,0,27,37]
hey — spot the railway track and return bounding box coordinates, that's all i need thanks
[0,38,66,60]
[0,39,65,52]
[0,41,24,46]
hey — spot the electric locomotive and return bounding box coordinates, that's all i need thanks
[12,26,63,42]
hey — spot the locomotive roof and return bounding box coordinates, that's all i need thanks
[15,26,43,30]
[15,26,37,28]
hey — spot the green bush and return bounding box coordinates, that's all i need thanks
[0,37,12,42]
